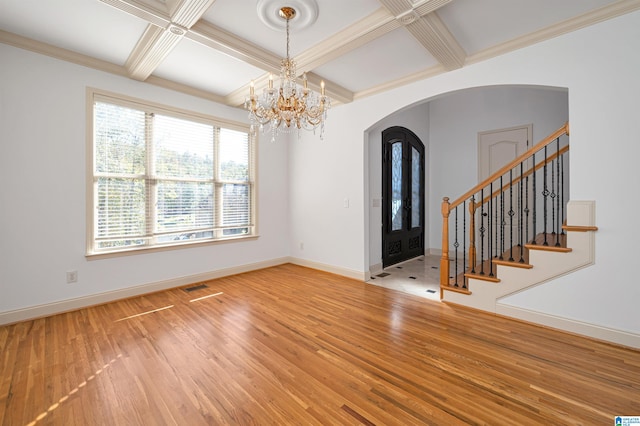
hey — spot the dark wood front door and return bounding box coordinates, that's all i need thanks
[382,127,425,268]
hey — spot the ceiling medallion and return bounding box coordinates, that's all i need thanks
[256,0,319,31]
[246,1,330,142]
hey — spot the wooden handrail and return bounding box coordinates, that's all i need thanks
[440,122,570,291]
[475,145,569,209]
[448,122,569,211]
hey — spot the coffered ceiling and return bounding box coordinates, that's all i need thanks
[1,0,638,107]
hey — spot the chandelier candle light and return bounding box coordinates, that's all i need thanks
[245,6,330,142]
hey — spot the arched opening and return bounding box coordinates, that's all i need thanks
[365,85,568,297]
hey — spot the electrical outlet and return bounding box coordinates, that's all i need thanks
[66,270,78,283]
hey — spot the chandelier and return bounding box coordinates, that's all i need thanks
[245,6,330,142]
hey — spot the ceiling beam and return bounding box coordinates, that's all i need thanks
[187,21,281,73]
[98,0,170,27]
[106,0,216,81]
[405,12,465,70]
[294,7,400,72]
[377,0,465,70]
[125,24,184,81]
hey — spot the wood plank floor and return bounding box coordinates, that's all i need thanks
[1,264,639,425]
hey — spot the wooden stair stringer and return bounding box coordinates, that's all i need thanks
[442,201,597,315]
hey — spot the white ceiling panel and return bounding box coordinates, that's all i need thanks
[0,0,148,66]
[314,27,439,93]
[153,37,265,96]
[437,0,621,55]
[202,0,382,57]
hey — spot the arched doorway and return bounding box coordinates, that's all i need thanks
[382,126,425,268]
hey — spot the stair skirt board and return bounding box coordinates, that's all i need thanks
[495,304,640,350]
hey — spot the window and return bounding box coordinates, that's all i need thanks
[87,90,255,255]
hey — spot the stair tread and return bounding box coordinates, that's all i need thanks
[493,259,534,269]
[442,232,571,293]
[441,285,471,295]
[464,272,500,283]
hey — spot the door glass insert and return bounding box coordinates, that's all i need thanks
[391,142,403,231]
[412,146,421,228]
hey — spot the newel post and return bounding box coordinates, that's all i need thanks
[440,197,451,296]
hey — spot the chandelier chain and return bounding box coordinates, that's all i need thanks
[286,16,291,61]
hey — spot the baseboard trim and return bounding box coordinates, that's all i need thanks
[0,257,290,326]
[288,257,367,281]
[496,303,640,350]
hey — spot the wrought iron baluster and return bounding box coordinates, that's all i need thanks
[500,176,505,260]
[489,182,494,277]
[525,166,530,245]
[519,162,525,263]
[480,188,485,275]
[463,200,467,289]
[556,137,561,245]
[551,148,556,237]
[561,147,565,237]
[531,152,537,245]
[453,206,459,286]
[508,169,514,261]
[470,196,476,274]
[543,145,549,246]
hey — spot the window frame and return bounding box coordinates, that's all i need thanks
[86,88,257,258]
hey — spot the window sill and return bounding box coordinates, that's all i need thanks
[86,234,260,260]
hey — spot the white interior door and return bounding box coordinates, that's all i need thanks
[477,124,532,256]
[478,124,531,181]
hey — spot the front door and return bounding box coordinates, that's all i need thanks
[382,127,425,268]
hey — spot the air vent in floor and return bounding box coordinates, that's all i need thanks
[184,283,208,292]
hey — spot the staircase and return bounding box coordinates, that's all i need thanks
[439,123,598,312]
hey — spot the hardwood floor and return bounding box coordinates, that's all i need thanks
[1,264,639,425]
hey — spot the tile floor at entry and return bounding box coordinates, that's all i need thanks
[368,255,461,301]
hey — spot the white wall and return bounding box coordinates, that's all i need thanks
[288,10,640,335]
[0,44,290,316]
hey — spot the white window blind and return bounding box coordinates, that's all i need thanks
[89,92,255,255]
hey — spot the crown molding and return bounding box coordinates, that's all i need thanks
[0,29,127,77]
[145,74,226,104]
[353,64,445,101]
[0,30,226,105]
